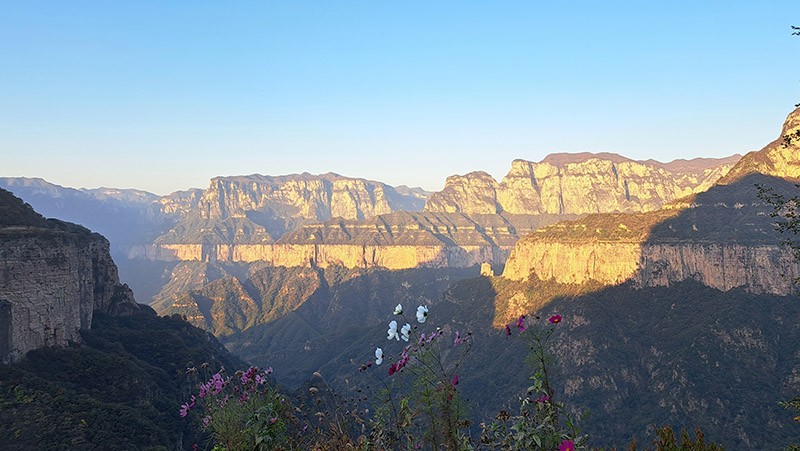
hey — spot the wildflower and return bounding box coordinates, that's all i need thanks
[549,314,563,324]
[179,395,196,417]
[505,325,511,336]
[416,305,428,323]
[453,330,466,347]
[375,347,384,365]
[451,374,460,387]
[558,439,575,451]
[400,323,411,342]
[393,304,403,315]
[516,315,526,332]
[387,320,400,340]
[535,394,550,403]
[270,417,278,424]
[265,366,273,375]
[202,415,211,427]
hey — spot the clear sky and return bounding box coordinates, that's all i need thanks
[2,1,799,195]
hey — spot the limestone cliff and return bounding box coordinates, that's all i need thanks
[0,189,140,363]
[426,153,739,215]
[502,108,800,297]
[130,212,574,269]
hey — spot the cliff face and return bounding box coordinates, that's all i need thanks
[197,173,427,222]
[129,212,574,269]
[0,189,139,363]
[426,153,739,215]
[502,108,800,297]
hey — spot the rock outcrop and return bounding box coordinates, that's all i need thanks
[0,189,140,363]
[426,153,739,215]
[503,108,800,297]
[128,212,574,269]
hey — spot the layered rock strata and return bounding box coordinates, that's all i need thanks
[128,212,573,269]
[0,189,139,363]
[426,153,739,215]
[502,107,800,297]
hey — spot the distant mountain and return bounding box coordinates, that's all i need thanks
[501,107,800,304]
[425,153,739,215]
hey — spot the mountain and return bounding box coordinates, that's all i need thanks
[501,107,800,304]
[425,153,739,215]
[0,188,142,363]
[0,188,244,450]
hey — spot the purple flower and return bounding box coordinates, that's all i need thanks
[516,315,526,332]
[535,394,550,403]
[558,439,575,451]
[179,395,196,417]
[505,325,511,336]
[549,314,563,324]
[451,374,460,387]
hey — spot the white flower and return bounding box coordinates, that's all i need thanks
[375,347,383,365]
[393,304,403,315]
[416,305,429,323]
[387,320,400,340]
[400,323,411,342]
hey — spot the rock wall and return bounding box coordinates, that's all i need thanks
[503,239,799,296]
[0,220,139,363]
[426,154,739,215]
[127,242,508,270]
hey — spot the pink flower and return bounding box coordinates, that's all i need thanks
[179,395,196,417]
[535,394,550,403]
[505,325,511,336]
[558,439,575,451]
[451,374,460,387]
[549,314,563,324]
[516,315,526,332]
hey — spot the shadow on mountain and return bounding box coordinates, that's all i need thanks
[220,266,495,389]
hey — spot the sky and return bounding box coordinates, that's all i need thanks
[2,1,800,195]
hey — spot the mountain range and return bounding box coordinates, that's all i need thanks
[3,107,800,447]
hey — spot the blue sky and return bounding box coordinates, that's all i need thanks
[2,1,799,194]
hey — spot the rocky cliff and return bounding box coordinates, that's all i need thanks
[502,108,800,297]
[129,212,574,269]
[0,189,140,363]
[425,153,739,215]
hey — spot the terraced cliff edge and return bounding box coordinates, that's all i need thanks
[502,107,800,297]
[0,189,140,363]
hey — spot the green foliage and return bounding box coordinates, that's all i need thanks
[480,315,586,450]
[0,310,242,450]
[182,366,289,450]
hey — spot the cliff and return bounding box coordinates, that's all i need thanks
[0,189,140,363]
[502,108,800,297]
[130,212,574,269]
[425,153,739,215]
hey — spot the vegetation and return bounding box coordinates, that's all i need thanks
[0,309,242,450]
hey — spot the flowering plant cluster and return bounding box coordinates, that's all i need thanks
[360,303,472,450]
[481,313,586,450]
[181,364,288,451]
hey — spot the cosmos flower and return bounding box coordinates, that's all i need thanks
[179,395,196,417]
[393,304,403,315]
[549,314,563,324]
[375,347,384,365]
[400,323,411,342]
[558,439,575,451]
[416,305,429,323]
[387,320,400,340]
[516,315,526,332]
